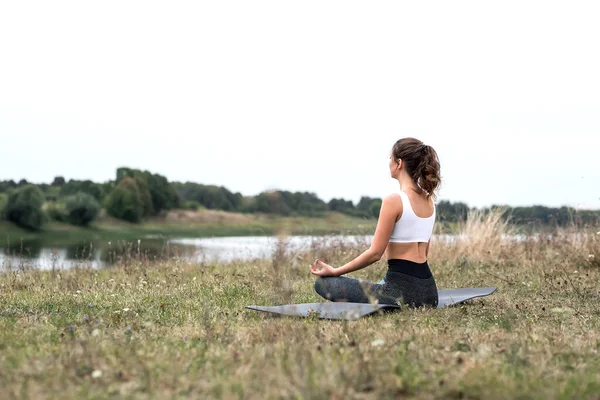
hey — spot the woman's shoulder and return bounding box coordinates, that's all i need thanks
[382,192,404,208]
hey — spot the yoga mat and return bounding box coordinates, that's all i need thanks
[246,287,497,320]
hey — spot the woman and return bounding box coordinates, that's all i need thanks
[310,137,441,308]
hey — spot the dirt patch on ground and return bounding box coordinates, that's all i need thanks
[160,209,255,225]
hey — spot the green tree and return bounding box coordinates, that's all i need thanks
[173,182,239,211]
[46,201,68,222]
[252,191,291,215]
[104,177,145,223]
[328,198,355,213]
[239,196,258,213]
[357,196,375,211]
[51,176,66,187]
[115,168,153,217]
[369,199,382,218]
[142,172,180,214]
[134,177,153,217]
[281,191,327,216]
[354,196,382,218]
[116,167,136,182]
[3,185,46,230]
[436,200,470,223]
[64,192,100,226]
[60,180,105,202]
[0,193,7,214]
[0,180,17,193]
[182,200,202,210]
[116,168,180,216]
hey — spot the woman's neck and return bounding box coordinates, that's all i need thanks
[398,176,417,193]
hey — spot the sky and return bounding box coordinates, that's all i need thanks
[0,1,599,210]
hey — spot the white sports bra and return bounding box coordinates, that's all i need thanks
[389,190,436,243]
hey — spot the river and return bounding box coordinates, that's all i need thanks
[0,235,375,270]
[0,233,541,271]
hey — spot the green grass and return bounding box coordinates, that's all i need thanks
[1,213,599,399]
[0,212,379,247]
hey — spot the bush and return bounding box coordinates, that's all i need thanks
[51,176,66,187]
[144,172,180,214]
[172,182,239,211]
[369,199,382,218]
[254,191,291,215]
[45,201,68,222]
[3,185,46,230]
[116,168,181,216]
[104,177,145,223]
[182,200,202,210]
[0,180,18,193]
[64,192,100,226]
[328,198,355,214]
[0,193,7,214]
[60,180,105,202]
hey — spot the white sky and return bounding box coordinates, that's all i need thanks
[1,1,599,209]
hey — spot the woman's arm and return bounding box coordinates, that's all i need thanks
[330,194,402,276]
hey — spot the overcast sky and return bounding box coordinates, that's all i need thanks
[1,1,598,209]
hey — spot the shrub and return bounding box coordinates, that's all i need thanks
[45,201,68,222]
[51,176,66,187]
[182,200,202,210]
[60,180,105,202]
[0,193,7,214]
[3,185,46,230]
[116,168,181,216]
[369,199,382,218]
[64,192,100,226]
[104,177,145,223]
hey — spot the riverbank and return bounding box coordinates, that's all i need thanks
[0,210,380,247]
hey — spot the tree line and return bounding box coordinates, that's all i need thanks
[0,168,598,231]
[434,200,600,228]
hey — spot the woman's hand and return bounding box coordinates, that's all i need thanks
[309,259,339,277]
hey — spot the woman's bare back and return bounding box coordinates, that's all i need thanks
[385,189,435,262]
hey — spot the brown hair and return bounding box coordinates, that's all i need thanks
[392,137,441,200]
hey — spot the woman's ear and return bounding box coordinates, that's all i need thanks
[396,159,402,170]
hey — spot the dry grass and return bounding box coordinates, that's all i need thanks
[159,209,255,225]
[1,209,600,399]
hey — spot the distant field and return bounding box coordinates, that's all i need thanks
[1,211,599,398]
[0,209,379,246]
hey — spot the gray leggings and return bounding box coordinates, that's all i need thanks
[313,260,439,308]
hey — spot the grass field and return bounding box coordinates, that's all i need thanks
[1,210,599,399]
[0,210,379,247]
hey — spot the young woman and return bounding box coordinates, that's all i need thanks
[309,137,441,308]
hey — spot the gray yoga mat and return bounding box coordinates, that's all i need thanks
[246,287,497,320]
